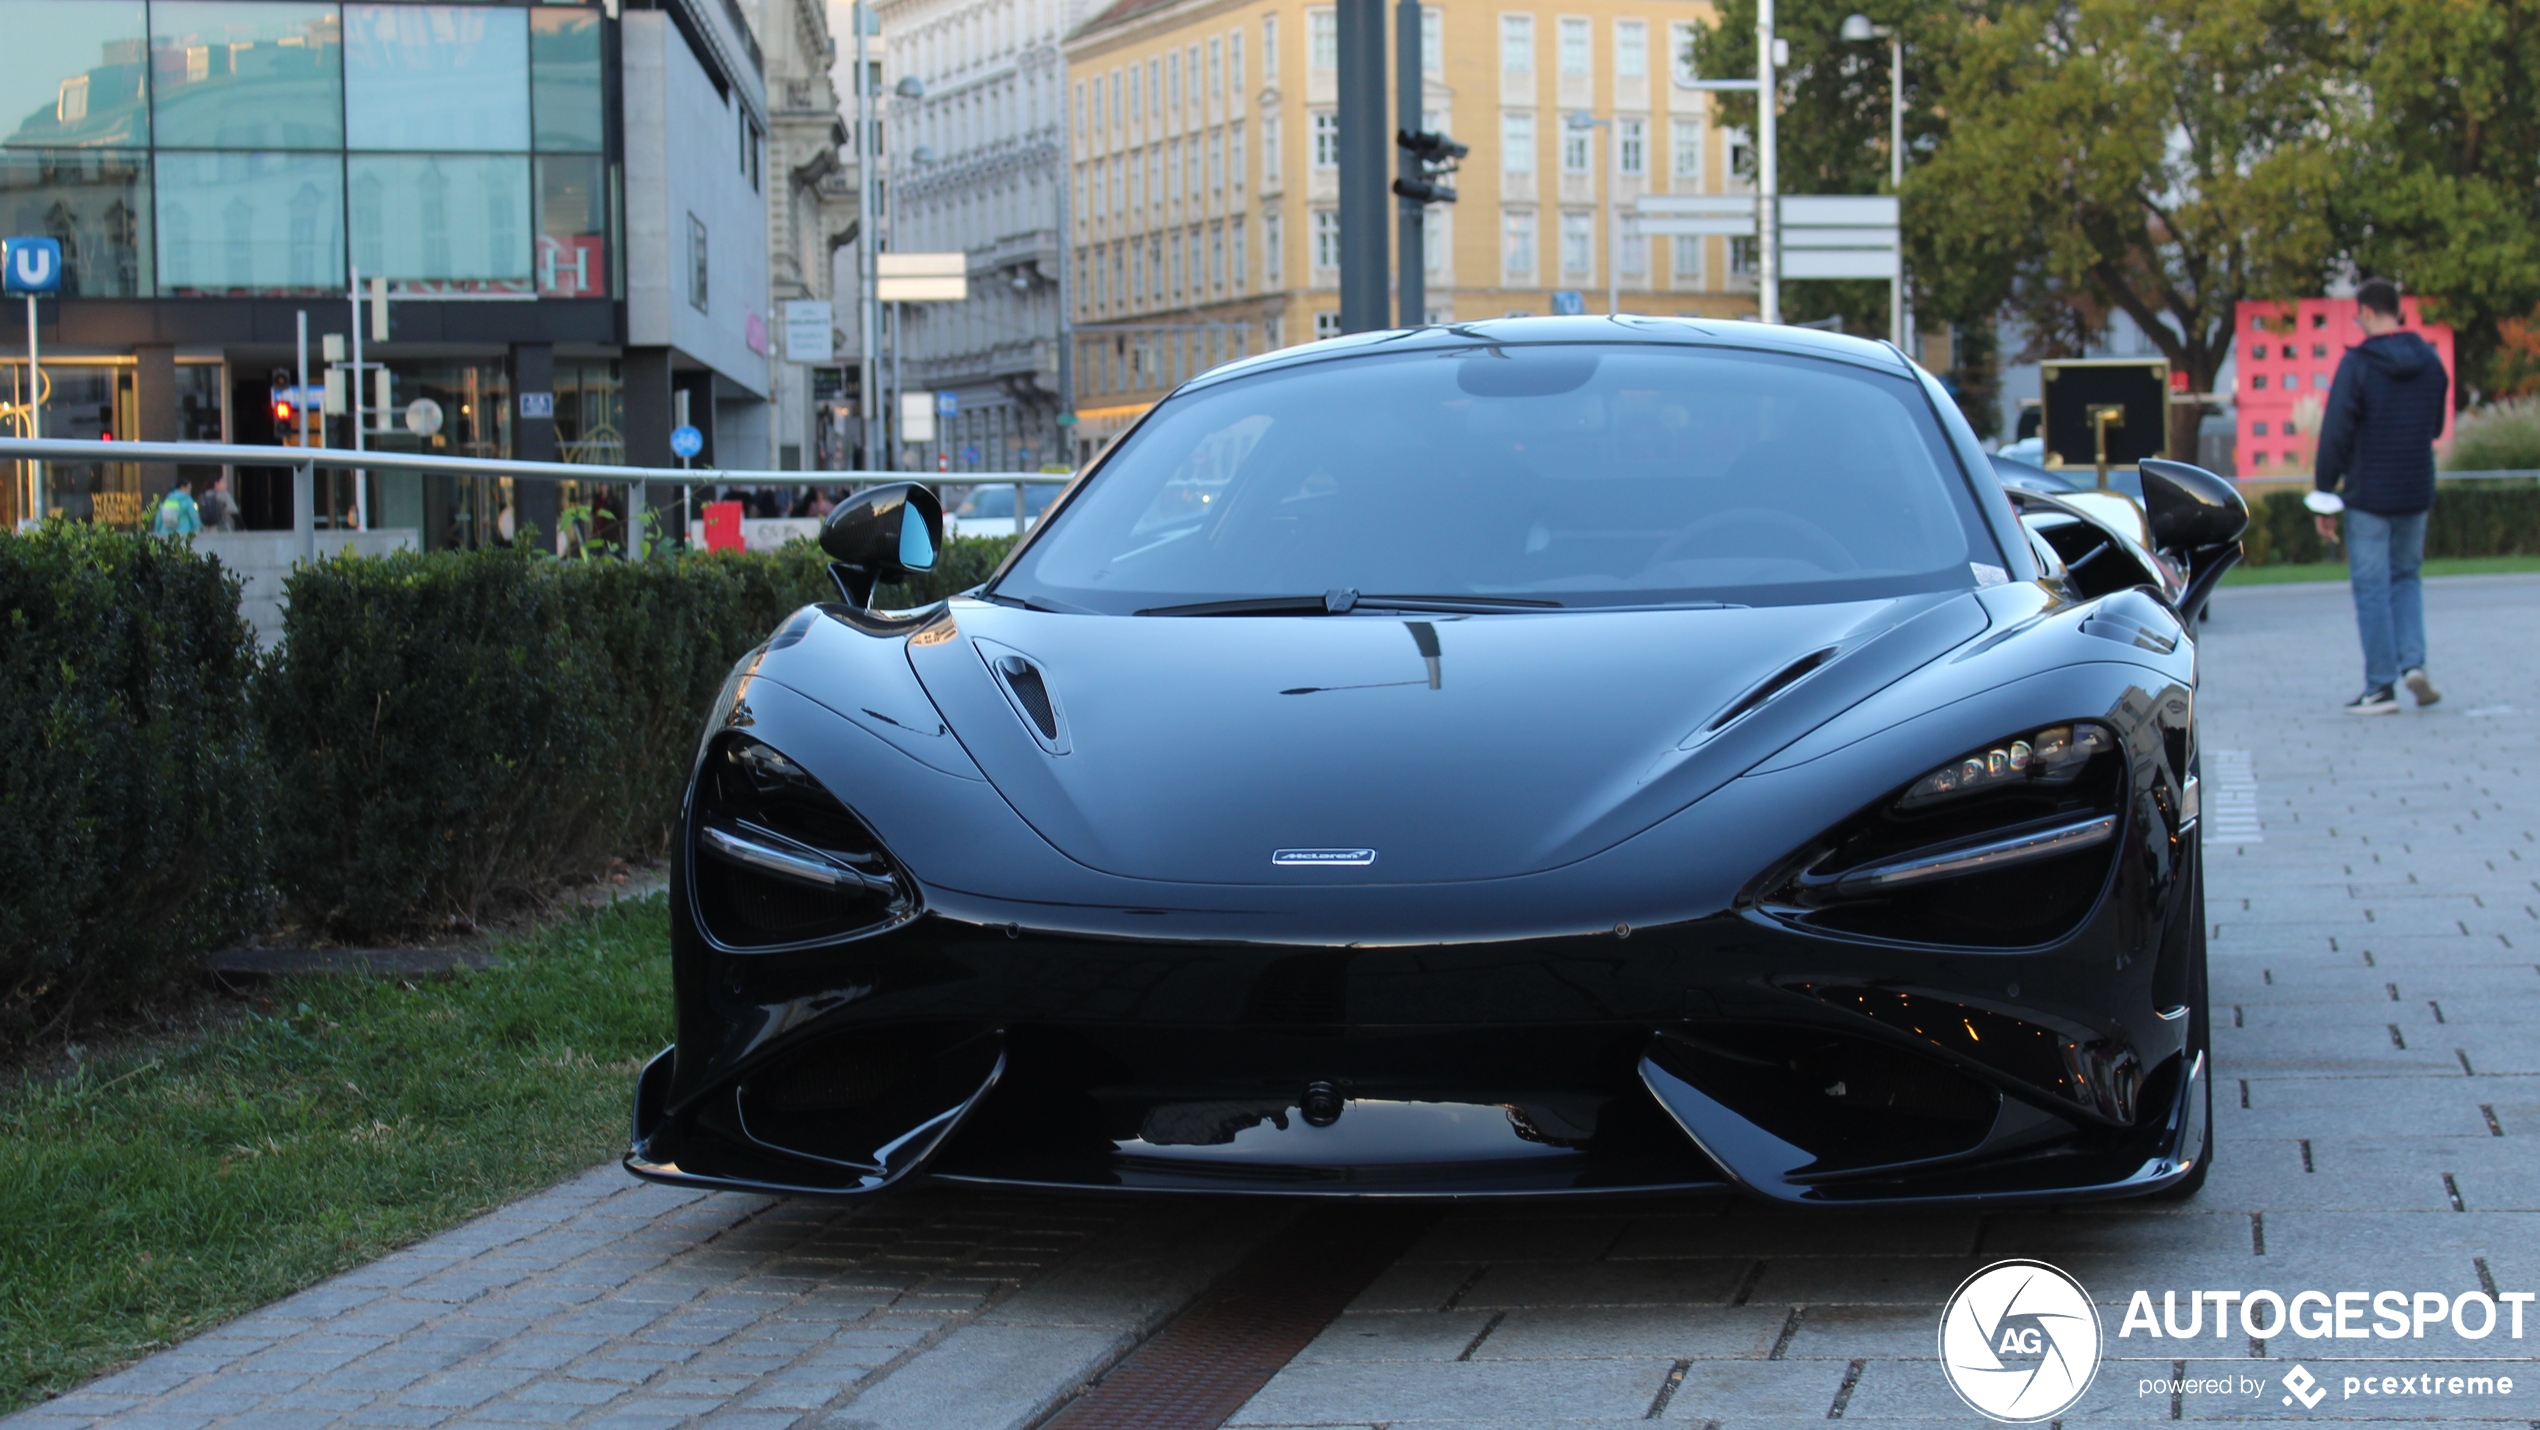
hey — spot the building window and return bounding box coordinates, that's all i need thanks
[1670,21,1700,86]
[1618,118,1644,175]
[1230,30,1243,94]
[1312,207,1339,269]
[1230,121,1244,192]
[1423,208,1446,274]
[1500,13,1532,71]
[1186,228,1200,294]
[1729,235,1755,275]
[1075,80,1086,137]
[1263,14,1279,82]
[149,0,342,150]
[1208,37,1222,98]
[1502,208,1535,280]
[1502,111,1534,173]
[1312,111,1339,168]
[1211,224,1225,290]
[1560,210,1592,275]
[1421,7,1443,78]
[1315,310,1341,339]
[1132,242,1145,303]
[1209,128,1224,192]
[1167,50,1181,108]
[1671,118,1702,184]
[1232,216,1246,290]
[1615,19,1647,79]
[156,151,346,294]
[1264,208,1281,284]
[530,9,606,152]
[345,2,530,152]
[1310,8,1336,69]
[1619,214,1645,277]
[1561,125,1589,174]
[1671,233,1701,280]
[688,211,708,310]
[0,152,150,296]
[351,154,533,283]
[1263,115,1281,184]
[1558,17,1590,76]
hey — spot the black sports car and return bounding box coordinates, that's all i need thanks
[629,316,2248,1207]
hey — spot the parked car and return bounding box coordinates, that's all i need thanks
[946,482,1059,539]
[631,316,2246,1207]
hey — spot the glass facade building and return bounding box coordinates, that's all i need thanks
[0,0,609,298]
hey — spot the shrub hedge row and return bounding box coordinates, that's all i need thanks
[1,525,271,1038]
[2,530,1017,1035]
[2238,480,2540,566]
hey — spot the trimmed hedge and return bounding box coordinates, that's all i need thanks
[2239,481,2540,566]
[0,525,270,1039]
[262,535,1017,939]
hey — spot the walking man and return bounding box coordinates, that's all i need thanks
[2311,278,2450,714]
[151,472,202,537]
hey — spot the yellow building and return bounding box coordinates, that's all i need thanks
[1060,0,1752,447]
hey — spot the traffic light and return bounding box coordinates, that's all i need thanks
[1393,128,1468,205]
[270,369,304,445]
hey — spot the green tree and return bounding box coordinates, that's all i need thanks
[1903,0,2346,451]
[2334,0,2540,401]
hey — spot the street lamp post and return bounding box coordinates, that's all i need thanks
[1564,114,1618,317]
[1840,13,1904,347]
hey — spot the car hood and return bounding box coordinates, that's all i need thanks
[903,594,1988,886]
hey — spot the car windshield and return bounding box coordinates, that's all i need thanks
[993,341,1991,613]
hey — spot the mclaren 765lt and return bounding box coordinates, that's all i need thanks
[628,316,2249,1207]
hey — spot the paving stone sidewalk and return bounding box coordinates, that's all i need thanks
[14,575,2540,1430]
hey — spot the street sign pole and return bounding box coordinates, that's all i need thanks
[295,310,314,563]
[1335,0,1389,332]
[1395,0,1423,328]
[23,291,36,524]
[1757,0,1779,324]
[4,237,64,525]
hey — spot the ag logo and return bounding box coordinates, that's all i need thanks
[1938,1259,2102,1422]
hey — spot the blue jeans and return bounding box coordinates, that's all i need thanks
[2345,508,2428,691]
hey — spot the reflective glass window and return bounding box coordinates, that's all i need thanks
[154,150,342,293]
[0,0,149,148]
[150,2,342,150]
[0,150,151,294]
[349,154,530,282]
[530,9,603,152]
[344,5,529,153]
[534,153,603,295]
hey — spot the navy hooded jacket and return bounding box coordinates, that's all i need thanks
[2313,331,2449,515]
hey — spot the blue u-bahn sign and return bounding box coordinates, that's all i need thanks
[3,237,63,295]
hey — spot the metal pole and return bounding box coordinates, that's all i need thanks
[1054,117,1075,466]
[888,301,901,470]
[294,311,315,561]
[1756,0,1779,325]
[856,3,881,473]
[349,264,368,530]
[24,292,40,525]
[1889,32,1906,352]
[1605,123,1618,316]
[1335,0,1390,332]
[1395,0,1424,328]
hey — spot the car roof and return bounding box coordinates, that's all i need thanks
[1187,314,1921,393]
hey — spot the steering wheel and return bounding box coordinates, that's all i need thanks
[1645,507,1860,574]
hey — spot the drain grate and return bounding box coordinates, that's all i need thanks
[1036,1204,1436,1430]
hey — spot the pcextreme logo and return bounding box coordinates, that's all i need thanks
[1938,1260,2104,1422]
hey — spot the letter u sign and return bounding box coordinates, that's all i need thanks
[4,237,63,295]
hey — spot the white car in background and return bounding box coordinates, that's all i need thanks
[944,481,1060,538]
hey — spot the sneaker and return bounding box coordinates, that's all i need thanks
[2345,686,2401,715]
[2403,667,2442,706]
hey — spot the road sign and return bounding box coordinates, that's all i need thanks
[405,397,444,437]
[961,444,979,464]
[783,299,834,362]
[1055,411,1079,427]
[1779,195,1899,281]
[1551,290,1586,316]
[899,391,936,443]
[877,253,967,302]
[936,390,958,417]
[1635,195,1757,237]
[669,424,704,459]
[3,237,62,294]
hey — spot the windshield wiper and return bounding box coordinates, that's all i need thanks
[977,591,1096,614]
[1136,589,1564,617]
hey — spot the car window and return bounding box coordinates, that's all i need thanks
[999,342,1989,612]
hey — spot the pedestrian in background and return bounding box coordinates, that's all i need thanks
[151,473,201,537]
[2311,278,2449,714]
[197,472,238,531]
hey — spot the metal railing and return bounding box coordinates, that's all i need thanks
[1,436,1071,557]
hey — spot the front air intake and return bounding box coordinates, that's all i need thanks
[691,735,916,950]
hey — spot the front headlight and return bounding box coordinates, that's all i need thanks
[1745,722,2126,949]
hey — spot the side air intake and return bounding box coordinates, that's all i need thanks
[975,639,1071,754]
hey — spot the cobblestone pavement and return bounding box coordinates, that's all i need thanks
[13,576,2540,1429]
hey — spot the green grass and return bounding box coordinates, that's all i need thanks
[2223,555,2540,586]
[0,896,671,1413]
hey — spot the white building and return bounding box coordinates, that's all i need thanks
[871,0,1099,473]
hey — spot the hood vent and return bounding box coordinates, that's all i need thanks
[975,639,1071,754]
[1693,646,1839,744]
